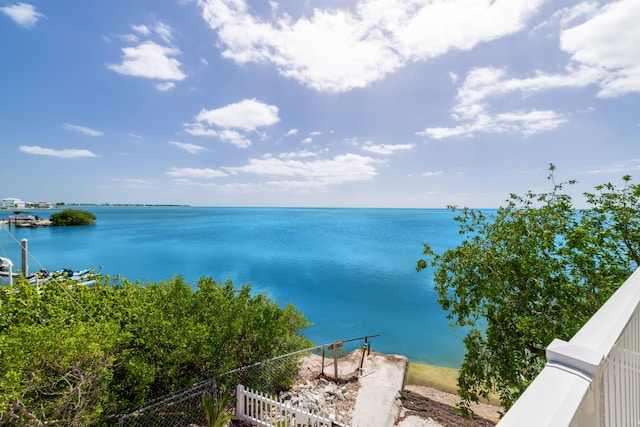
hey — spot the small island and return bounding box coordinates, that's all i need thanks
[50,208,97,226]
[7,208,96,228]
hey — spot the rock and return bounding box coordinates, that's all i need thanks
[324,382,338,394]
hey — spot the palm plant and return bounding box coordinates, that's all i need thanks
[201,391,234,427]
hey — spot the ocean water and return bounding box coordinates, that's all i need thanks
[0,207,469,367]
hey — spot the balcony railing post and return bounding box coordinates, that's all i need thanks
[498,268,640,426]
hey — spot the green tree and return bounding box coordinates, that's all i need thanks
[0,274,312,424]
[417,166,639,415]
[50,208,97,226]
[0,280,120,426]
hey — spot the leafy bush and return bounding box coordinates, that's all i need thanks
[50,208,97,226]
[0,275,312,425]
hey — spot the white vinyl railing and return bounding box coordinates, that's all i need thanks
[498,268,640,426]
[236,384,346,427]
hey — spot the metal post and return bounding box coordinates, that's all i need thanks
[21,239,28,278]
[333,344,338,381]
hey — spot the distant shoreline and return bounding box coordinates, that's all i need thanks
[0,204,190,210]
[65,203,191,207]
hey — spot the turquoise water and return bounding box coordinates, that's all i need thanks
[0,207,468,367]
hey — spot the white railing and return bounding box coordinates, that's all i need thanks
[498,268,640,426]
[236,384,345,427]
[0,256,15,285]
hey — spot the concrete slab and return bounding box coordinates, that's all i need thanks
[351,353,408,427]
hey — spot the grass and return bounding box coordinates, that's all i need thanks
[405,362,501,405]
[405,362,460,395]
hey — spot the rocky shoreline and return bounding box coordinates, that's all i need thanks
[289,351,501,427]
[274,350,501,427]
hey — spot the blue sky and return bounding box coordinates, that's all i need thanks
[1,0,638,208]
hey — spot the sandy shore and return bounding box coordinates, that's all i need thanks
[401,361,502,425]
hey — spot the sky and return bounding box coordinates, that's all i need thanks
[1,0,638,208]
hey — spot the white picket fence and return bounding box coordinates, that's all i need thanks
[236,385,345,427]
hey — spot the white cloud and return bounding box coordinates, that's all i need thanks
[169,140,208,154]
[423,171,444,177]
[418,1,640,139]
[310,131,322,136]
[561,0,640,97]
[495,110,566,136]
[183,122,219,137]
[217,129,252,148]
[198,0,543,92]
[286,128,298,136]
[1,2,45,29]
[533,2,600,31]
[195,98,280,131]
[185,99,280,148]
[109,41,186,81]
[63,123,104,137]
[156,82,176,91]
[557,2,601,27]
[301,137,312,144]
[279,150,318,160]
[132,24,151,36]
[184,124,253,148]
[154,22,174,43]
[223,153,380,185]
[166,167,228,179]
[362,143,414,155]
[19,145,97,158]
[418,65,600,139]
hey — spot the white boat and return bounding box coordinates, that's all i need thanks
[30,268,97,286]
[1,256,96,286]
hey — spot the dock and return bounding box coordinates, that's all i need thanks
[8,215,51,228]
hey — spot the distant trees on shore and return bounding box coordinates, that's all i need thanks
[418,165,640,415]
[0,276,311,425]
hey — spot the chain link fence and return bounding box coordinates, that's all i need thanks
[118,377,217,427]
[118,334,378,427]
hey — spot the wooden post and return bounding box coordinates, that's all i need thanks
[21,239,28,278]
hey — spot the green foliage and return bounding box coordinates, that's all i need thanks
[202,392,233,427]
[0,275,311,425]
[417,165,639,415]
[50,208,97,226]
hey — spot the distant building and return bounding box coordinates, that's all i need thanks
[1,198,26,209]
[38,201,54,209]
